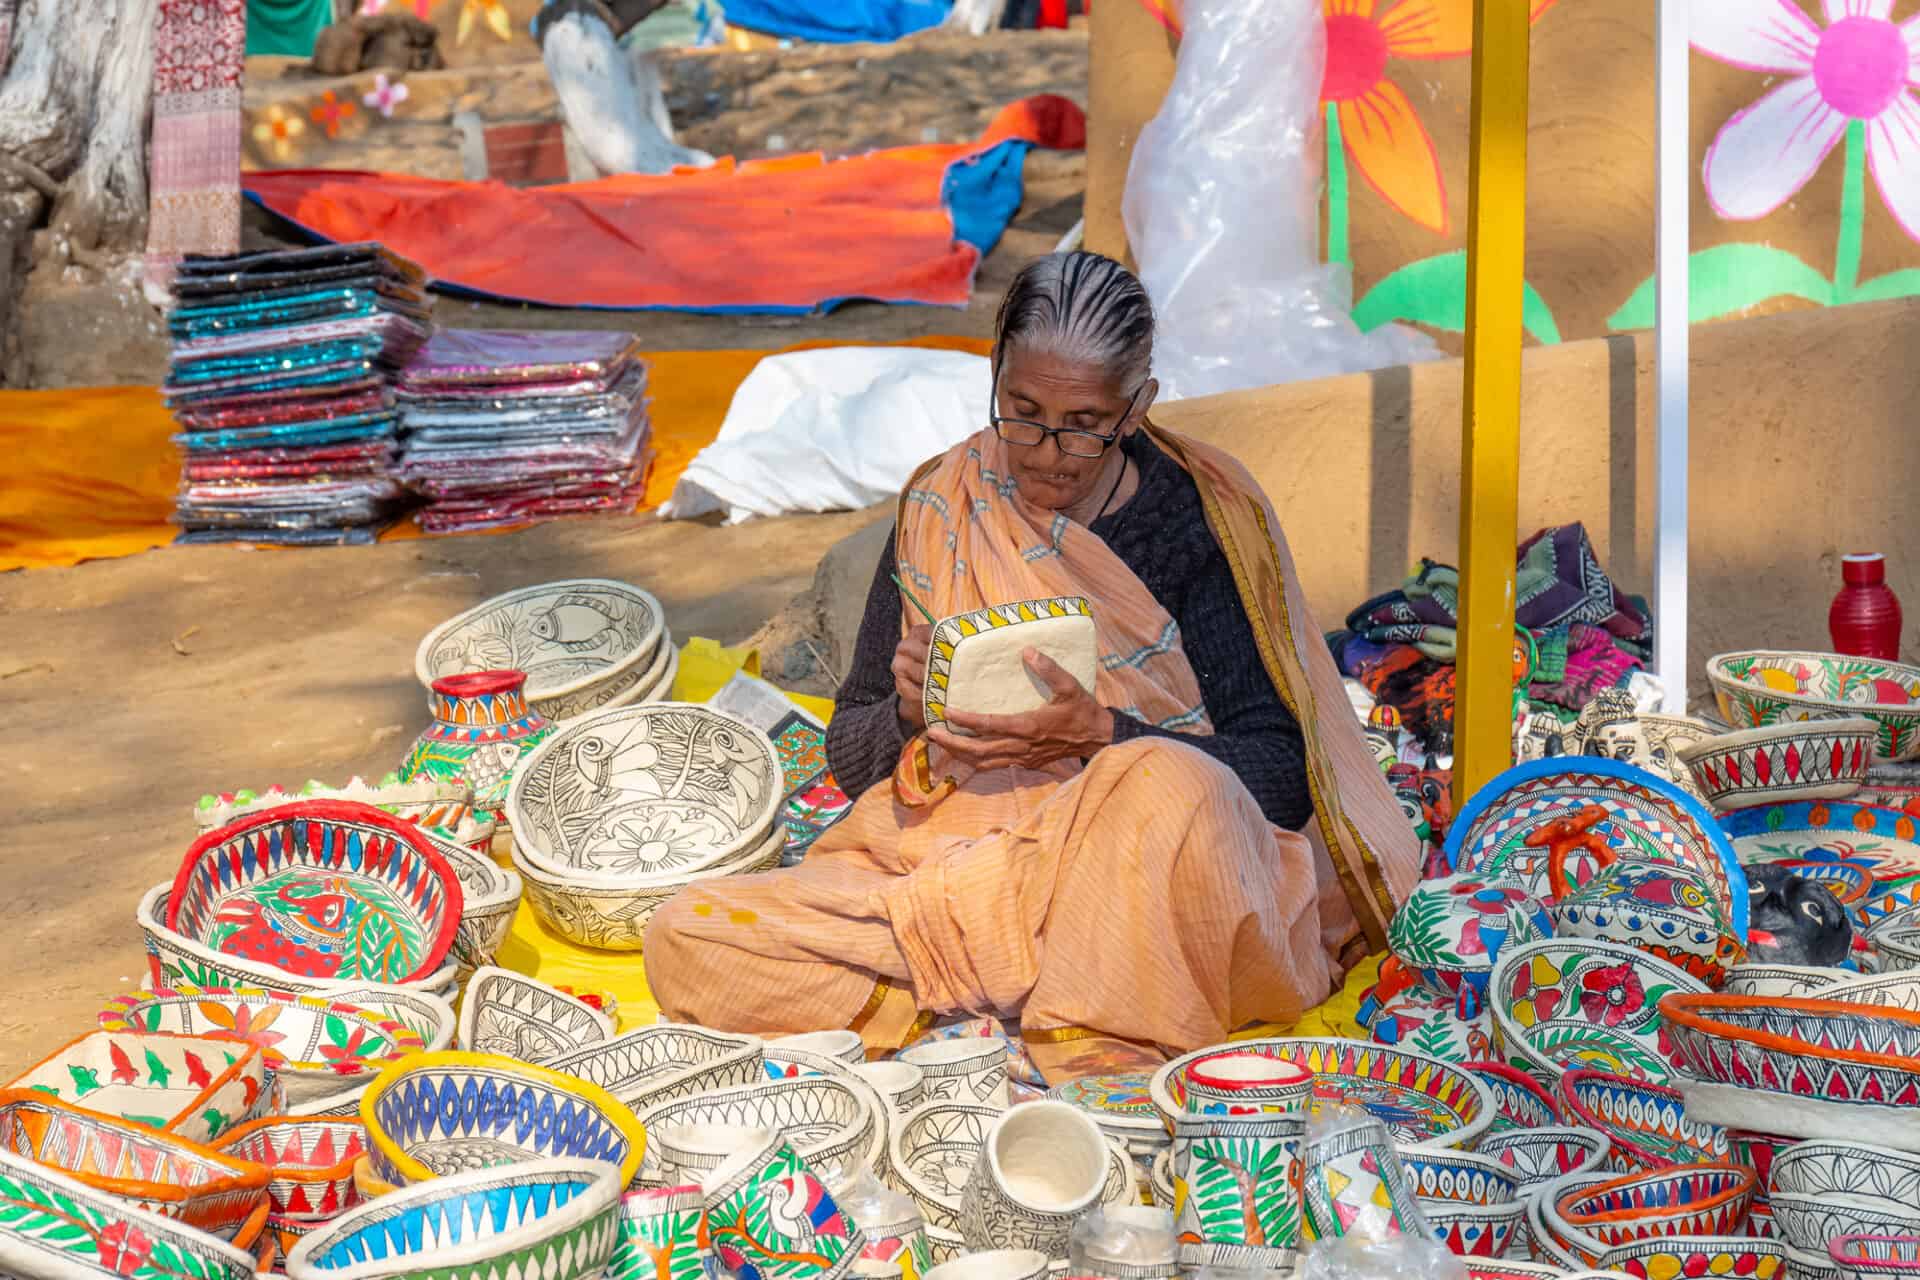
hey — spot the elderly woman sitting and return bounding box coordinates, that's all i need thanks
[645,252,1417,1081]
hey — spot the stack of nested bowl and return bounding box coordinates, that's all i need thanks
[416,580,675,724]
[507,702,785,951]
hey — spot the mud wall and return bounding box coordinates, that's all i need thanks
[1149,297,1920,703]
[1088,0,1920,351]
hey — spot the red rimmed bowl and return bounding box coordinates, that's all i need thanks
[1831,1234,1920,1280]
[167,799,464,987]
[1551,1162,1756,1256]
[213,1116,368,1223]
[1656,992,1920,1146]
[1462,1061,1563,1132]
[1555,1069,1728,1173]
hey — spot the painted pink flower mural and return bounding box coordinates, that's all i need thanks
[1695,0,1920,234]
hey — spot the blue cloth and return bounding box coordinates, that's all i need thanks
[720,0,950,42]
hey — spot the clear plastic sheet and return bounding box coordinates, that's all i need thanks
[1119,0,1440,400]
[398,328,645,389]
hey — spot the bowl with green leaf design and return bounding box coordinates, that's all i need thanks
[1387,872,1553,1009]
[1488,939,1709,1085]
[1707,651,1920,761]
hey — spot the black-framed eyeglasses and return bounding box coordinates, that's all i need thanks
[989,376,1144,459]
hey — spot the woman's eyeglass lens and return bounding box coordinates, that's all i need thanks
[991,418,1116,457]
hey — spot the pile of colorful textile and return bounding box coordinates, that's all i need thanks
[395,330,654,535]
[1329,523,1654,857]
[165,243,432,546]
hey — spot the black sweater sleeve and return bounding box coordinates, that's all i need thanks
[823,530,911,798]
[823,436,1314,831]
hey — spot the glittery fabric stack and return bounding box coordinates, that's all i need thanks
[165,243,432,546]
[395,330,654,535]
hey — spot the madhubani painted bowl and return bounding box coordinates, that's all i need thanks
[1476,1125,1612,1189]
[96,986,427,1111]
[1444,759,1747,938]
[1487,938,1709,1084]
[1771,1140,1920,1242]
[1395,1147,1520,1206]
[359,1051,646,1188]
[1551,1162,1757,1257]
[1595,1233,1789,1280]
[632,1070,881,1189]
[1146,1037,1496,1150]
[212,1116,368,1223]
[427,833,522,980]
[414,579,665,723]
[166,800,464,987]
[455,965,615,1064]
[1656,993,1920,1146]
[0,1090,270,1238]
[136,884,460,1005]
[284,1158,622,1280]
[0,1146,259,1280]
[1707,651,1920,762]
[1554,1069,1729,1174]
[1418,1197,1524,1259]
[1830,1234,1920,1280]
[195,777,475,836]
[541,1025,765,1111]
[1679,718,1877,810]
[6,1029,270,1146]
[507,822,784,953]
[1461,1060,1563,1132]
[506,702,781,881]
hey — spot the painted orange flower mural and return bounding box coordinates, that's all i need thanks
[1323,0,1557,237]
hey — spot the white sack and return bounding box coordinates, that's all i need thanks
[660,346,990,524]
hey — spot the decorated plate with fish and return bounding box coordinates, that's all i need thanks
[1444,760,1743,930]
[1718,800,1920,929]
[415,579,664,721]
[508,702,781,879]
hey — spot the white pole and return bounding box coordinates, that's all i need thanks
[1655,0,1690,714]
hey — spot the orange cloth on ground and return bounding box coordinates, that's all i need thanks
[242,97,1086,312]
[0,336,989,574]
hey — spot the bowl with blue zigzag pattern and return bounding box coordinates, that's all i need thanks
[284,1157,621,1280]
[359,1052,646,1190]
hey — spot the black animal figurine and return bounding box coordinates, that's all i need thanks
[1744,863,1854,968]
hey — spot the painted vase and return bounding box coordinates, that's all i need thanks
[1831,552,1903,661]
[398,669,553,825]
[1548,840,1744,988]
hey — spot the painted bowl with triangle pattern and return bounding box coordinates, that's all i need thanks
[1462,1061,1563,1132]
[1830,1234,1920,1280]
[213,1116,369,1224]
[167,800,465,988]
[1551,1162,1758,1258]
[359,1051,646,1188]
[632,1070,880,1189]
[0,1145,260,1280]
[1656,993,1920,1146]
[542,1024,766,1112]
[1418,1197,1525,1259]
[0,1090,270,1238]
[96,986,428,1111]
[1476,1126,1612,1189]
[1595,1234,1789,1280]
[285,1157,623,1280]
[1679,718,1877,810]
[1555,1070,1728,1174]
[6,1029,271,1146]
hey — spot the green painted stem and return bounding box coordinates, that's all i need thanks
[1326,102,1350,268]
[1835,118,1866,303]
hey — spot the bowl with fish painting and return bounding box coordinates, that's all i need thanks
[416,580,665,723]
[1707,651,1920,762]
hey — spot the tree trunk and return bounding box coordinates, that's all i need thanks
[0,0,157,385]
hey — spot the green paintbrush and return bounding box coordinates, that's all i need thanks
[890,573,938,625]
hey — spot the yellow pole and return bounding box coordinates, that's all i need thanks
[1453,0,1531,805]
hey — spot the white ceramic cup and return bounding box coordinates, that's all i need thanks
[854,1061,927,1116]
[900,1038,1009,1109]
[924,1250,1051,1280]
[959,1100,1109,1257]
[772,1030,868,1065]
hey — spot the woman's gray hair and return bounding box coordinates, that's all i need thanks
[992,251,1155,390]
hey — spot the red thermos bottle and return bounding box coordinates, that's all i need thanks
[1830,553,1903,660]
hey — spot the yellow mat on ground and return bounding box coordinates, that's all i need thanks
[0,336,991,574]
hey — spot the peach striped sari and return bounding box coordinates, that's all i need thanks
[643,426,1418,1079]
